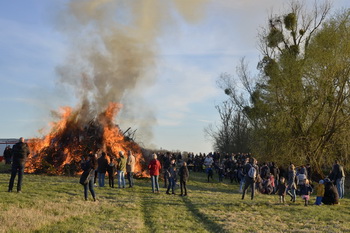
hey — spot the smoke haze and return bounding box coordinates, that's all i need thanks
[55,0,207,145]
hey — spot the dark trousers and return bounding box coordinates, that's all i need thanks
[242,177,255,200]
[8,163,25,192]
[107,171,114,188]
[127,172,134,187]
[180,180,187,195]
[163,171,168,187]
[94,170,98,184]
[84,179,96,200]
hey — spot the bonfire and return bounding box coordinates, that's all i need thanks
[26,103,147,176]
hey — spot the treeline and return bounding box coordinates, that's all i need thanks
[206,1,350,177]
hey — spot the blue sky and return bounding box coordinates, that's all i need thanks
[1,0,349,154]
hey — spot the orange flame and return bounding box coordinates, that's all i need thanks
[26,103,147,176]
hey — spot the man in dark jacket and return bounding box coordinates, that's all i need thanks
[97,152,109,187]
[242,158,259,200]
[162,152,171,188]
[330,160,346,199]
[8,137,30,192]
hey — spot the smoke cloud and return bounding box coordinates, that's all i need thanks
[55,0,207,145]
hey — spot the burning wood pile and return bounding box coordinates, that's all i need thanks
[26,103,147,176]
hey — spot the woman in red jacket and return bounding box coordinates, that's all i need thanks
[148,153,162,193]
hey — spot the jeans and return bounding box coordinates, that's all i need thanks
[98,172,105,187]
[117,171,125,188]
[84,178,96,200]
[151,175,159,192]
[127,172,134,187]
[336,177,345,199]
[166,177,176,194]
[8,163,25,192]
[315,196,323,205]
[239,177,245,193]
[287,186,296,202]
[242,177,255,200]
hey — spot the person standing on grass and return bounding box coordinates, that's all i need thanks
[241,158,259,200]
[162,152,171,188]
[107,157,116,188]
[81,153,98,201]
[276,177,287,204]
[8,137,30,193]
[330,160,345,199]
[126,150,136,188]
[166,158,177,195]
[207,165,214,182]
[4,145,12,165]
[148,153,162,193]
[299,179,313,206]
[178,161,189,196]
[117,151,126,188]
[286,164,297,203]
[97,152,109,187]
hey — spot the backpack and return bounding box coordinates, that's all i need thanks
[248,165,257,179]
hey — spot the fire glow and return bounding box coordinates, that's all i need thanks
[26,103,147,176]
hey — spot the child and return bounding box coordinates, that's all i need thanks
[276,177,287,204]
[166,159,177,195]
[315,179,324,205]
[300,179,313,206]
[178,162,189,196]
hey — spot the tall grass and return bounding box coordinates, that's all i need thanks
[0,163,349,233]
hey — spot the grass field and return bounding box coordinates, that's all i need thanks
[0,163,349,233]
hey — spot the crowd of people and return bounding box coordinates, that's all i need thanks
[155,151,346,206]
[79,150,136,201]
[3,139,346,205]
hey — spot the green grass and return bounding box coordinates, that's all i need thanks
[0,163,349,233]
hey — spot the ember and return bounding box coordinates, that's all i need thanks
[26,103,147,176]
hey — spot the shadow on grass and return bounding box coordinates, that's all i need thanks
[182,196,227,233]
[140,195,159,233]
[187,182,237,195]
